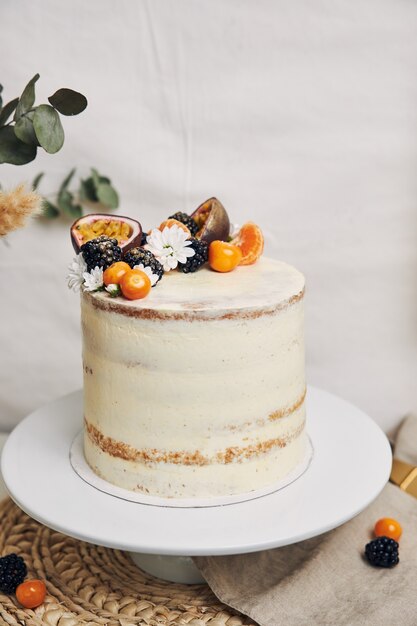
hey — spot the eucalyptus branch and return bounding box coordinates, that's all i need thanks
[0,74,87,165]
[32,167,119,220]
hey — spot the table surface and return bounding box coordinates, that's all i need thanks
[0,435,8,500]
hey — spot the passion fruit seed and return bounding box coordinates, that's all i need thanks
[71,214,142,254]
[76,219,131,244]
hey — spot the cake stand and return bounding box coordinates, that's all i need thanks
[1,386,391,584]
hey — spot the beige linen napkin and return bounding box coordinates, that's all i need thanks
[194,416,417,626]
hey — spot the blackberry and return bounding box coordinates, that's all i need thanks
[0,553,27,594]
[140,231,148,246]
[365,536,399,568]
[169,212,199,236]
[123,247,164,284]
[81,235,122,272]
[178,238,208,273]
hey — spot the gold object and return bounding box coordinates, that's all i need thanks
[390,458,417,498]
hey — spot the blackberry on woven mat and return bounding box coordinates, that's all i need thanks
[365,536,399,568]
[123,247,164,283]
[178,238,208,273]
[0,553,27,593]
[168,212,199,236]
[81,235,122,272]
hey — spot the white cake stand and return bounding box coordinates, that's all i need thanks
[1,386,391,584]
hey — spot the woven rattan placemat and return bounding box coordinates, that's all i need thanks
[0,499,254,625]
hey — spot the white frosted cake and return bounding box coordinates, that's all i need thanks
[81,257,306,498]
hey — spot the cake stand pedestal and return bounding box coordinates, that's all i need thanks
[1,386,391,584]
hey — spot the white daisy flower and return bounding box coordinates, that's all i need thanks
[83,266,104,292]
[67,254,87,292]
[105,283,121,297]
[133,263,160,287]
[146,225,195,271]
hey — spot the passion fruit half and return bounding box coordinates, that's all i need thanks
[71,214,142,254]
[191,198,230,245]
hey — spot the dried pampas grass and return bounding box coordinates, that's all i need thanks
[0,184,43,237]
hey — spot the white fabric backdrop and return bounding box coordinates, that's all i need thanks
[1,0,416,434]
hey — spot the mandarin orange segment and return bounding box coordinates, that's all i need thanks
[231,222,264,265]
[159,218,191,236]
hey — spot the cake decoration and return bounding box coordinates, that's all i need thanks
[230,221,264,265]
[103,261,131,287]
[119,268,151,300]
[70,214,142,253]
[158,217,192,236]
[168,211,199,235]
[67,197,265,301]
[82,266,104,292]
[146,224,195,271]
[105,283,121,297]
[80,235,122,272]
[67,253,88,292]
[177,237,209,273]
[209,240,243,273]
[191,197,230,243]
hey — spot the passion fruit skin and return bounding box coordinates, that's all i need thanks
[71,214,142,254]
[191,198,230,245]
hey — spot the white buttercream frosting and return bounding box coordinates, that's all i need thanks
[81,257,307,498]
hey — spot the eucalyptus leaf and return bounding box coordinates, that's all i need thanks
[32,172,44,190]
[0,98,19,127]
[0,126,37,164]
[91,167,100,189]
[0,85,3,109]
[48,88,87,116]
[96,182,119,209]
[14,73,39,120]
[33,104,64,154]
[59,168,76,193]
[14,114,38,145]
[58,188,82,218]
[80,177,97,202]
[42,200,60,218]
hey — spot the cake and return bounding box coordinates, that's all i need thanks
[81,257,306,499]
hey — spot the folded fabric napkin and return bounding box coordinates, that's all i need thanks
[194,415,417,626]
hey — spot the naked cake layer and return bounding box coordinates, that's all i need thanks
[81,257,307,498]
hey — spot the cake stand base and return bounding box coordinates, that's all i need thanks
[129,553,205,584]
[1,386,392,585]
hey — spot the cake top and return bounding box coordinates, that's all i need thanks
[84,257,305,319]
[67,198,305,317]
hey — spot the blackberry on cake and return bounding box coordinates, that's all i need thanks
[168,212,199,236]
[80,236,122,272]
[178,238,208,273]
[0,553,27,594]
[365,536,399,568]
[123,247,164,284]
